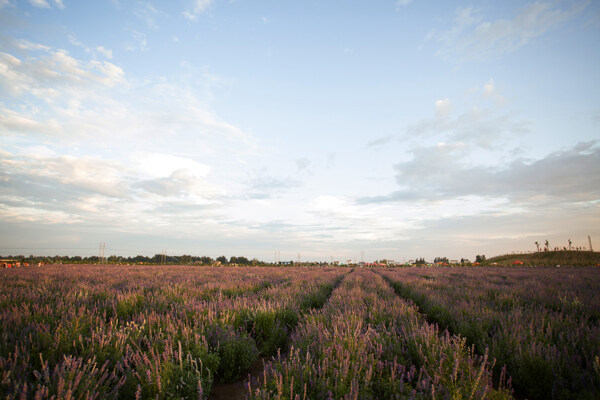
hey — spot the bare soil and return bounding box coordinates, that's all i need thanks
[208,356,269,400]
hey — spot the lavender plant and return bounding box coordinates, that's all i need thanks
[0,265,344,399]
[248,269,513,400]
[381,267,600,400]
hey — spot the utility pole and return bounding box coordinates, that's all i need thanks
[589,236,593,252]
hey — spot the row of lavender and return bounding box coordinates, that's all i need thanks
[0,265,344,399]
[248,269,513,399]
[380,267,600,400]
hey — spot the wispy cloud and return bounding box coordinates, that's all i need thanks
[435,98,452,117]
[435,1,590,61]
[68,35,114,59]
[0,45,124,103]
[28,0,50,8]
[183,0,215,21]
[133,2,161,29]
[367,80,528,150]
[396,0,413,9]
[28,0,63,9]
[124,31,148,52]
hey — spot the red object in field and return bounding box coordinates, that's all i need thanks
[512,260,523,265]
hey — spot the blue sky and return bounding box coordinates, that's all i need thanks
[1,0,599,262]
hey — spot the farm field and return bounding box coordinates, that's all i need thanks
[380,267,600,400]
[0,265,598,400]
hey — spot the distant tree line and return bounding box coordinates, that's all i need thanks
[0,254,266,266]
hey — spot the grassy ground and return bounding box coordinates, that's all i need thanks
[484,250,600,266]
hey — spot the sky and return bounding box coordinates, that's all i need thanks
[1,0,599,263]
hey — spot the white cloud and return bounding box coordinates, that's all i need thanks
[435,98,452,117]
[14,39,51,51]
[0,206,81,224]
[67,36,114,60]
[125,31,148,52]
[396,0,413,8]
[436,1,590,60]
[0,0,11,9]
[365,141,600,204]
[0,38,257,234]
[130,153,211,179]
[95,46,113,59]
[29,0,50,8]
[133,2,160,29]
[0,47,124,103]
[483,78,495,97]
[27,0,63,8]
[183,0,215,21]
[0,107,60,134]
[406,103,527,150]
[295,158,310,172]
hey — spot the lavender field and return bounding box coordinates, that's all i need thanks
[0,265,598,399]
[380,267,600,400]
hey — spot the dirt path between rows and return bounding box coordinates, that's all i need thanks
[208,356,267,400]
[208,270,351,400]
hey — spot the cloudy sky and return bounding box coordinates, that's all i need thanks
[1,0,599,262]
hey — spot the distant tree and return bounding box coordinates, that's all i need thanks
[434,257,449,264]
[475,254,486,263]
[199,256,214,265]
[230,256,250,265]
[415,258,426,265]
[216,256,228,264]
[544,240,549,251]
[535,241,540,252]
[568,238,572,251]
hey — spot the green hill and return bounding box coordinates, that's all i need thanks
[485,250,600,267]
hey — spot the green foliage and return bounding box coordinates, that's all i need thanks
[485,250,600,266]
[210,330,258,382]
[299,283,333,310]
[252,311,289,356]
[115,293,145,320]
